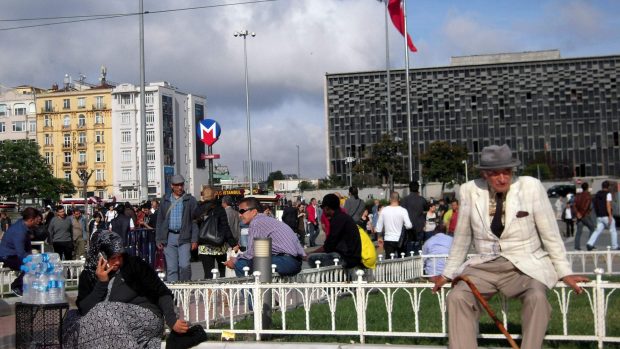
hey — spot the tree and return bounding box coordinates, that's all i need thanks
[419,141,468,193]
[0,140,75,205]
[317,174,345,189]
[298,180,316,192]
[266,170,285,189]
[354,134,406,190]
[523,163,552,180]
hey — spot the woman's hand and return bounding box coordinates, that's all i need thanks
[95,256,114,282]
[172,319,190,333]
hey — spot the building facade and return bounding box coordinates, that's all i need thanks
[324,51,620,182]
[35,81,114,199]
[0,86,44,143]
[111,82,208,202]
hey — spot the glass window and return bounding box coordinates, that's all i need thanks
[12,121,26,132]
[14,104,27,115]
[121,150,131,162]
[77,98,85,109]
[95,131,104,143]
[78,114,86,127]
[121,131,131,143]
[63,115,70,127]
[64,152,71,163]
[121,112,130,124]
[29,121,36,133]
[96,169,105,181]
[0,122,5,132]
[44,115,52,127]
[63,99,70,109]
[78,151,86,163]
[78,132,86,144]
[95,112,103,124]
[95,96,104,109]
[147,167,155,181]
[120,94,132,105]
[63,133,71,147]
[146,130,155,144]
[44,134,52,145]
[64,171,71,181]
[44,100,53,112]
[122,168,132,181]
[145,92,154,104]
[147,149,155,161]
[95,150,104,162]
[146,111,154,124]
[45,152,52,164]
[0,104,6,116]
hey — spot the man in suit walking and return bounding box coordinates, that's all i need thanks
[432,144,588,349]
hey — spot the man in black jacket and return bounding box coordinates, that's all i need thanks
[401,181,428,253]
[307,194,362,269]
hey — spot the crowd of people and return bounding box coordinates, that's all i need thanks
[1,143,617,348]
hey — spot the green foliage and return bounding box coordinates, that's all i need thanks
[0,140,75,204]
[523,163,553,180]
[420,141,469,190]
[298,180,316,191]
[318,174,345,189]
[355,134,406,186]
[266,170,285,189]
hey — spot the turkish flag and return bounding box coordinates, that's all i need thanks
[388,0,417,52]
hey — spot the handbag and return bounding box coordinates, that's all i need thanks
[198,210,224,246]
[165,324,208,349]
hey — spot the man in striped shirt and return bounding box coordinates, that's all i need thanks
[224,197,306,277]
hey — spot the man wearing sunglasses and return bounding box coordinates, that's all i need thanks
[224,197,305,276]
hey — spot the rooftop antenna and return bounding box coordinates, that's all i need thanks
[63,74,70,91]
[100,65,107,84]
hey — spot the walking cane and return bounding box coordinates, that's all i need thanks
[452,275,520,349]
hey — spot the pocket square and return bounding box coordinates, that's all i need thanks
[516,211,529,218]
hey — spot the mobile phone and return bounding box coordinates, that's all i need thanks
[98,252,110,268]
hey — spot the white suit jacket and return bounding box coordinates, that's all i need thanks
[442,176,573,289]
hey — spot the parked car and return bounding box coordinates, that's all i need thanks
[547,184,576,198]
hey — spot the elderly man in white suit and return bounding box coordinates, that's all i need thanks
[432,144,588,349]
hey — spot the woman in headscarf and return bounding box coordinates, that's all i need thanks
[194,186,238,279]
[63,231,189,348]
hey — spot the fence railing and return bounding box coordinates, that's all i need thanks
[168,269,620,348]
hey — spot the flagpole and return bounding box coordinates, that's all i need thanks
[402,0,414,183]
[384,0,392,134]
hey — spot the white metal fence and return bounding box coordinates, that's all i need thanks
[1,250,619,347]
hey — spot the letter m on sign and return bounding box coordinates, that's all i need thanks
[197,119,221,146]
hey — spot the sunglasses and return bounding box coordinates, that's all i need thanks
[238,207,256,214]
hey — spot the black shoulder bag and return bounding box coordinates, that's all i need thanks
[198,208,224,246]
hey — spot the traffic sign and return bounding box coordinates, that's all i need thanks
[201,154,221,160]
[197,119,221,146]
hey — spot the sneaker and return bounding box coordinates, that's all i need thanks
[586,244,596,251]
[11,288,22,297]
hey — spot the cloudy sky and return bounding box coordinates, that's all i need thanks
[1,0,619,180]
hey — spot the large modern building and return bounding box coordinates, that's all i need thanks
[111,82,208,201]
[324,50,620,182]
[35,76,115,199]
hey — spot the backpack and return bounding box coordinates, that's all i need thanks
[358,225,377,269]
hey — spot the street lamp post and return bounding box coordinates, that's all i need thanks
[234,30,256,194]
[462,160,468,182]
[345,156,356,187]
[296,145,300,180]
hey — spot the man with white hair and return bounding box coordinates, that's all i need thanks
[432,144,588,349]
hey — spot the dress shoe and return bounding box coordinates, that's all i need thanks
[586,244,595,251]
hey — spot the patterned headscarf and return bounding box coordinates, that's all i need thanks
[83,230,124,284]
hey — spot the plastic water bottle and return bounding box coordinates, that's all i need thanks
[47,253,60,264]
[48,266,65,304]
[20,265,33,303]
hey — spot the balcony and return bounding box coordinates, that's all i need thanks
[40,107,55,113]
[76,143,86,150]
[62,124,71,129]
[95,180,107,187]
[92,104,107,110]
[62,162,71,169]
[62,144,72,150]
[77,162,87,169]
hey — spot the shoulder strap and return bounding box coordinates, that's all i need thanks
[165,197,181,219]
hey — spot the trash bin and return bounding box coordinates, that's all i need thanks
[15,302,68,348]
